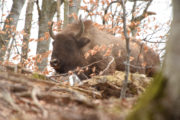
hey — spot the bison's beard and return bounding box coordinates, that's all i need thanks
[54,67,67,74]
[53,64,75,74]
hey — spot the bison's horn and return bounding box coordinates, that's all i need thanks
[49,22,56,39]
[75,15,84,38]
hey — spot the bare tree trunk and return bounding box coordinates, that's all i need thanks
[57,0,61,30]
[0,0,25,62]
[69,0,80,23]
[64,0,80,28]
[36,0,57,71]
[127,1,180,120]
[64,0,69,28]
[57,0,61,21]
[21,0,34,66]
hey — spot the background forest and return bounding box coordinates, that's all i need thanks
[0,0,171,74]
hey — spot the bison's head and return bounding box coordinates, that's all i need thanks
[49,20,90,74]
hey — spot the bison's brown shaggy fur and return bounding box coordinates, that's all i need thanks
[50,20,160,79]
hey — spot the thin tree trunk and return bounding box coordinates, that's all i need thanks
[36,0,56,71]
[64,0,80,28]
[57,0,61,30]
[21,0,34,66]
[57,0,61,22]
[0,0,25,62]
[64,0,69,28]
[69,0,80,23]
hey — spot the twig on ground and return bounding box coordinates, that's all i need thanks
[100,56,115,75]
[31,87,48,118]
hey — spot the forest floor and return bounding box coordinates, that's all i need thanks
[0,65,152,120]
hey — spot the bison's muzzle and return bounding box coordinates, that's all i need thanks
[50,58,60,69]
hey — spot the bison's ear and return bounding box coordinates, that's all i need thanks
[76,37,90,48]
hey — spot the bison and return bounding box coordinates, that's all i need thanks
[49,19,160,79]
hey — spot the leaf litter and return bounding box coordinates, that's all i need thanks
[0,65,152,120]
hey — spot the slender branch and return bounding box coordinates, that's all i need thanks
[35,0,41,22]
[83,1,97,20]
[0,36,5,45]
[100,56,115,75]
[134,0,153,22]
[103,1,119,25]
[131,0,137,21]
[6,34,15,60]
[14,38,21,55]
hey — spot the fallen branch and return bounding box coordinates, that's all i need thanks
[31,87,48,118]
[100,56,115,75]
